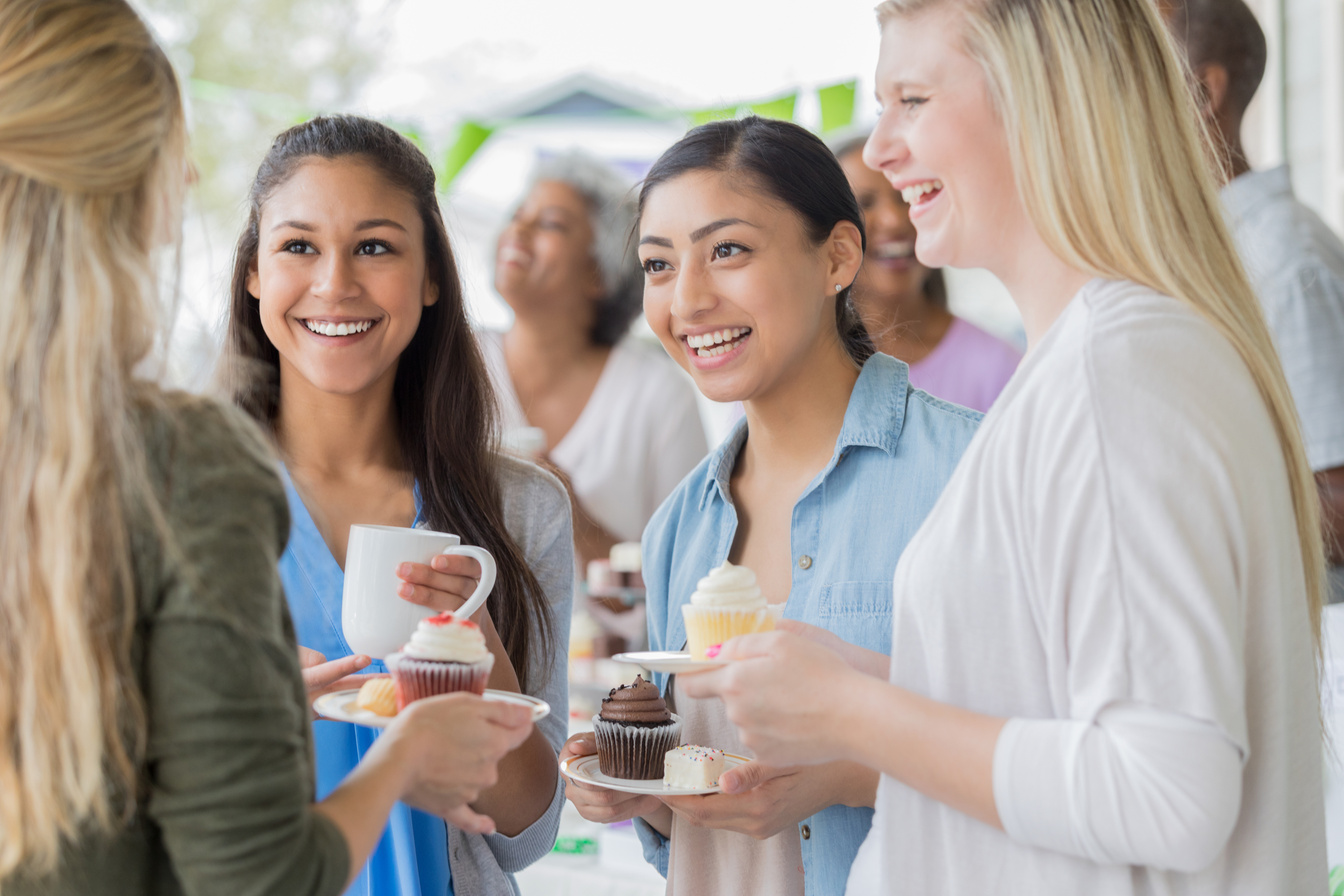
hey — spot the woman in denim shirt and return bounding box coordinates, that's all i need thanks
[559,116,980,895]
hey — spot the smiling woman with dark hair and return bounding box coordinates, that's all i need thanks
[558,116,980,896]
[223,114,572,896]
[481,150,708,569]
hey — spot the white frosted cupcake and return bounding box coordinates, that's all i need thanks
[386,611,494,710]
[680,561,775,660]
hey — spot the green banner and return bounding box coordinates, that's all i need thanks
[749,93,797,122]
[818,80,858,134]
[688,105,739,127]
[441,120,494,185]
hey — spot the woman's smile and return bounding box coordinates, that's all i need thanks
[300,316,381,339]
[680,326,753,369]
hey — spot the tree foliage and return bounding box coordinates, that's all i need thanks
[138,0,390,228]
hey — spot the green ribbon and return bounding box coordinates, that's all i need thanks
[440,120,494,185]
[748,93,797,121]
[688,105,740,126]
[818,80,858,134]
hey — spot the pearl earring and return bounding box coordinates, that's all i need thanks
[834,284,843,292]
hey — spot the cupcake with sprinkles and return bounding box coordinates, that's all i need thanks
[386,611,494,709]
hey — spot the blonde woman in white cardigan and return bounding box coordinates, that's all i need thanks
[685,0,1328,893]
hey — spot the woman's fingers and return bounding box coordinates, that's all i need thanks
[301,653,373,694]
[558,733,597,762]
[395,561,479,612]
[443,803,496,836]
[704,630,779,663]
[558,733,664,822]
[298,645,326,667]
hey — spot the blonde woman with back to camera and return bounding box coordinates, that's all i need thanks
[684,0,1328,892]
[0,2,532,894]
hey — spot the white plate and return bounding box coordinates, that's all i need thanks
[560,751,749,796]
[612,650,727,674]
[313,688,550,729]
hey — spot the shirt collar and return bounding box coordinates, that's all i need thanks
[1221,165,1293,223]
[695,353,911,511]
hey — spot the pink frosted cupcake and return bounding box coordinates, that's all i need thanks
[386,611,494,710]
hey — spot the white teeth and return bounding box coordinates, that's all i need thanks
[688,327,751,357]
[304,319,374,337]
[900,180,944,204]
[686,327,749,349]
[875,241,915,260]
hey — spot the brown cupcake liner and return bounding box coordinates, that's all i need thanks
[386,651,494,711]
[592,713,683,780]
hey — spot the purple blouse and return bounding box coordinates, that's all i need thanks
[907,316,1022,412]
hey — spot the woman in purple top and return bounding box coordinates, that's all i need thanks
[835,135,1021,412]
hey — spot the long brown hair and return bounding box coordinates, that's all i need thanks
[0,0,185,878]
[224,115,552,691]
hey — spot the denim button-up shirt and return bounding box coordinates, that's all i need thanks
[634,353,981,894]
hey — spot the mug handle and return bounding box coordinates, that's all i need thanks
[442,545,496,619]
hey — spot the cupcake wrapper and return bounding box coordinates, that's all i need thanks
[681,605,778,660]
[386,652,494,711]
[592,713,683,780]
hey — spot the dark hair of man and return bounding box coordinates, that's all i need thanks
[225,114,551,692]
[1164,0,1267,119]
[637,116,876,365]
[830,133,948,310]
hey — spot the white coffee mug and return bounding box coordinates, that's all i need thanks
[341,524,496,658]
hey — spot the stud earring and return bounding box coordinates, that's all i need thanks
[834,284,843,292]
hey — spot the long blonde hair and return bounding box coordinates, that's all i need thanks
[0,0,185,878]
[874,0,1326,649]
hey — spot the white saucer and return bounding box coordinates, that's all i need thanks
[612,650,727,674]
[313,688,550,729]
[560,752,749,796]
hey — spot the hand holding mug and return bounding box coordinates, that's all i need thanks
[342,525,497,658]
[395,553,489,620]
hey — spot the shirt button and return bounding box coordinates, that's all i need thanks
[798,555,813,570]
[800,824,812,840]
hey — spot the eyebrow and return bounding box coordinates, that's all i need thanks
[356,219,408,233]
[690,217,754,243]
[270,219,409,233]
[639,217,757,249]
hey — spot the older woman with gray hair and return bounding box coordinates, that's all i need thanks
[481,150,707,567]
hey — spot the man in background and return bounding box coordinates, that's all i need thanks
[1164,0,1344,602]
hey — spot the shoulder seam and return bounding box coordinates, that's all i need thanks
[1079,302,1133,701]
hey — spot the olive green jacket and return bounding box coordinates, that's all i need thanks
[6,396,349,896]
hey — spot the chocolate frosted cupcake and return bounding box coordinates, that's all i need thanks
[592,675,682,780]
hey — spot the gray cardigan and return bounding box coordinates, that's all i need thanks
[448,454,574,894]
